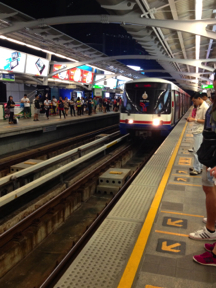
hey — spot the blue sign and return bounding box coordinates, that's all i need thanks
[0,73,15,81]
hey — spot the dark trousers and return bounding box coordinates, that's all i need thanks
[70,105,75,116]
[77,107,81,115]
[88,106,92,115]
[81,105,84,115]
[45,109,49,118]
[9,112,14,122]
[59,110,65,118]
[53,106,56,114]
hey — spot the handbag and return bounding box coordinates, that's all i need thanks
[197,129,216,167]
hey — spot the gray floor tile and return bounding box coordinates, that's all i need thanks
[161,201,184,211]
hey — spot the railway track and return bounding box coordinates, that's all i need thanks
[0,134,164,288]
[0,124,119,177]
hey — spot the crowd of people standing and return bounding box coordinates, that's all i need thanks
[6,94,121,124]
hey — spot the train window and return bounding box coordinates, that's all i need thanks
[121,83,171,114]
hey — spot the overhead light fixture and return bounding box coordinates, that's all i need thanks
[195,0,203,76]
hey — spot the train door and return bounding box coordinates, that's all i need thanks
[180,93,183,117]
[174,91,180,123]
[171,90,175,124]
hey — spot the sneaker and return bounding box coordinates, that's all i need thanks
[189,168,203,172]
[204,243,216,252]
[190,170,201,176]
[188,148,194,152]
[193,251,216,266]
[189,226,216,240]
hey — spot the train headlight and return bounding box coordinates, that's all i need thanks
[153,118,161,126]
[125,119,134,124]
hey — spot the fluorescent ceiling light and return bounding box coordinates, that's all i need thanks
[127,65,142,71]
[195,0,203,75]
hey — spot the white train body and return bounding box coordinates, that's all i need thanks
[119,78,191,136]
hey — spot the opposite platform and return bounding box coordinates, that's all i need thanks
[54,109,214,288]
[0,112,119,155]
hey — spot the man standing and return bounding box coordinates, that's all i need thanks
[52,96,57,115]
[202,92,212,106]
[81,97,85,115]
[34,95,40,121]
[21,94,30,119]
[187,92,209,175]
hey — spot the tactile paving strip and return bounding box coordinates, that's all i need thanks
[109,186,156,221]
[54,220,141,288]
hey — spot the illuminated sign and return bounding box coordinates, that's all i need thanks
[0,47,26,73]
[0,73,15,81]
[53,65,94,84]
[92,85,104,89]
[201,84,213,89]
[25,55,49,76]
[53,64,69,80]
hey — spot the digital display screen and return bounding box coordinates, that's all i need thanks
[0,47,26,73]
[53,64,69,80]
[25,54,49,76]
[135,84,152,88]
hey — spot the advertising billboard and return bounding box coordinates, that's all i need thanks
[69,68,83,82]
[0,47,26,73]
[52,65,94,84]
[52,64,69,80]
[25,55,49,76]
[82,70,94,84]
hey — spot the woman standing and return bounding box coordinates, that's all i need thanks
[58,97,65,119]
[64,97,69,116]
[44,96,50,120]
[7,96,15,124]
[69,97,76,116]
[87,97,92,116]
[76,97,82,116]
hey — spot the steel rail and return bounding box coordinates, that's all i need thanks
[0,134,129,207]
[0,141,131,248]
[0,130,119,187]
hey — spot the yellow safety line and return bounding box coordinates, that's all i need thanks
[117,122,188,288]
[169,182,201,187]
[155,230,188,238]
[160,211,204,218]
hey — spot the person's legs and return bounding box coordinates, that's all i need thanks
[46,109,49,119]
[59,110,62,118]
[70,106,72,116]
[62,110,66,118]
[73,106,75,116]
[193,133,203,173]
[53,106,56,115]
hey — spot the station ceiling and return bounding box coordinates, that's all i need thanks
[0,0,215,92]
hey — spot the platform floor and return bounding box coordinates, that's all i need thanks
[54,110,214,288]
[0,111,118,137]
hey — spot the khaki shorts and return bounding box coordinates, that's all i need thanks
[34,108,40,114]
[202,167,214,187]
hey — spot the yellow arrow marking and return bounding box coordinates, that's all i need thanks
[162,241,181,253]
[177,170,187,174]
[167,219,183,227]
[186,134,193,137]
[178,157,191,165]
[177,178,187,182]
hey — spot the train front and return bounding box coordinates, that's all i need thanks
[119,81,173,137]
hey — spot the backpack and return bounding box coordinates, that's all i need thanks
[197,108,216,167]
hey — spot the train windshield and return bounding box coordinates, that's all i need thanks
[122,82,171,114]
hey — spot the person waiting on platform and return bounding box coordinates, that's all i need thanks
[7,96,15,124]
[93,96,97,114]
[64,97,69,116]
[102,99,107,113]
[44,96,50,120]
[69,97,76,116]
[52,96,57,115]
[34,95,40,121]
[98,98,102,112]
[81,97,85,115]
[76,97,82,116]
[21,94,30,119]
[87,97,92,116]
[58,96,65,119]
[202,92,212,106]
[190,87,216,265]
[186,93,208,175]
[188,104,197,153]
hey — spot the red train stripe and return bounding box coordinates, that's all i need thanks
[120,120,171,125]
